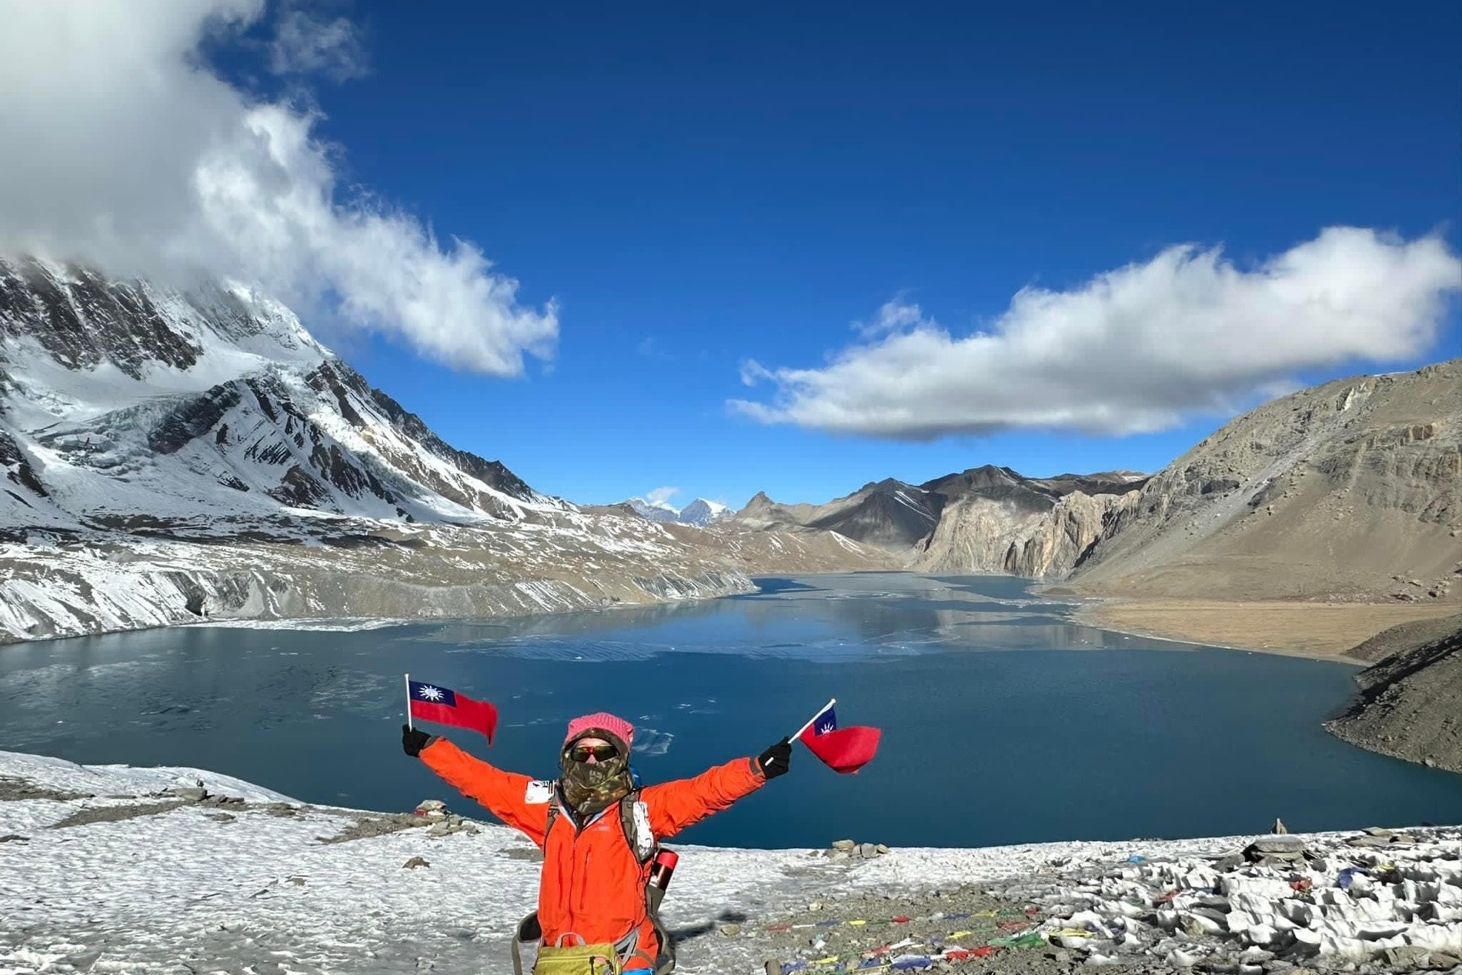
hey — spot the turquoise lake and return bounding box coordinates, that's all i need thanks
[3,572,1460,850]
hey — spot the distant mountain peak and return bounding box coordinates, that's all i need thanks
[679,498,732,526]
[621,494,733,526]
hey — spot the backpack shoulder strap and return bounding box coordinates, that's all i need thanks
[619,789,657,864]
[619,791,676,973]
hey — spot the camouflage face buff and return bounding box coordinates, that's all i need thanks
[560,736,633,817]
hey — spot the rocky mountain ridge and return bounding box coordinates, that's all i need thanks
[618,496,733,526]
[0,256,891,643]
[729,361,1460,604]
[733,465,1150,578]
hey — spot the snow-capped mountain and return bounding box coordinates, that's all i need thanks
[0,255,891,644]
[622,496,733,526]
[0,255,558,530]
[625,496,681,523]
[678,498,732,526]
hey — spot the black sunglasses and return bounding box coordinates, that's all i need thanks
[568,742,618,762]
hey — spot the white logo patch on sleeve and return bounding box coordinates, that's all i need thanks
[524,780,554,805]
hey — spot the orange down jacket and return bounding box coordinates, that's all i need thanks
[419,737,767,959]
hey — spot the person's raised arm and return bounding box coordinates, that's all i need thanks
[402,724,551,846]
[641,737,791,839]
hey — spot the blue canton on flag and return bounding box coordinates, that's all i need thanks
[409,680,458,708]
[810,702,838,736]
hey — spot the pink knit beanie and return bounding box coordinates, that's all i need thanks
[564,712,635,753]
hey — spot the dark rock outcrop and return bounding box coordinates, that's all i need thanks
[1326,613,1462,773]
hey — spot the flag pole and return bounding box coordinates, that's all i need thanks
[404,673,413,730]
[790,698,835,741]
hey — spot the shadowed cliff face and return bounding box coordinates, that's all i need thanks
[0,258,205,377]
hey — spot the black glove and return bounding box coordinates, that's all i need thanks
[402,724,434,757]
[757,737,792,779]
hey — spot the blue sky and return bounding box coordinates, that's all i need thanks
[8,1,1461,508]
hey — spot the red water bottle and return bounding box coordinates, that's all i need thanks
[649,849,678,891]
[647,849,678,913]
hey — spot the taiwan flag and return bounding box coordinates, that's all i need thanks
[408,678,498,744]
[798,701,881,774]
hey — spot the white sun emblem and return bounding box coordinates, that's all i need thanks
[417,685,444,702]
[818,720,835,733]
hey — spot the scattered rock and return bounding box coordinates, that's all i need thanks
[50,800,184,829]
[402,856,430,869]
[1382,945,1431,968]
[0,777,92,802]
[415,799,448,820]
[318,812,423,844]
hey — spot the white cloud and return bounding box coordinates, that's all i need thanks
[854,296,928,337]
[0,0,556,377]
[645,487,679,506]
[731,227,1462,439]
[270,5,367,80]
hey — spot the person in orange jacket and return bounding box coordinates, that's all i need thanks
[402,711,792,974]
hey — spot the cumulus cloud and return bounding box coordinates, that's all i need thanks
[731,228,1462,439]
[0,0,556,377]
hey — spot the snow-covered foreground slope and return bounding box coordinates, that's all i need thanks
[2,750,1459,975]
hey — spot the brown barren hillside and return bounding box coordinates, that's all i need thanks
[1066,360,1461,609]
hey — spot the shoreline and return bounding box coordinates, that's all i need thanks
[1063,595,1462,665]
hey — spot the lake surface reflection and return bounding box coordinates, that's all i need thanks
[4,572,1459,849]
